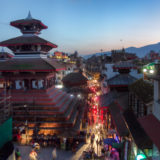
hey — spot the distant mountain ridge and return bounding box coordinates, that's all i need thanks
[83,42,160,59]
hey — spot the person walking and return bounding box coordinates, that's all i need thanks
[29,149,37,160]
[15,148,21,160]
[52,147,57,160]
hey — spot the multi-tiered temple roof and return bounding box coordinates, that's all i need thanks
[0,12,83,138]
[0,12,57,54]
[10,11,47,34]
[107,61,137,90]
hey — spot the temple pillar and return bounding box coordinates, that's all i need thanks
[43,79,46,89]
[47,79,49,88]
[32,79,38,89]
[30,79,33,89]
[49,78,51,87]
[51,78,53,86]
[11,80,16,89]
[52,77,55,86]
[28,79,32,89]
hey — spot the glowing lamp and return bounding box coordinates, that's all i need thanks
[143,68,147,72]
[136,154,146,160]
[55,84,63,89]
[149,69,154,74]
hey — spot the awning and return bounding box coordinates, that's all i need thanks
[112,142,123,149]
[123,109,153,150]
[103,138,117,145]
[109,102,129,137]
[139,114,160,151]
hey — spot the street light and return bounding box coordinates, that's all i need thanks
[70,94,74,97]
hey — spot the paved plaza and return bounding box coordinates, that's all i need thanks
[14,143,89,160]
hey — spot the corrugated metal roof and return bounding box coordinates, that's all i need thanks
[139,114,160,151]
[109,102,129,137]
[123,109,153,149]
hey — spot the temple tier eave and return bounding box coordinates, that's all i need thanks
[10,17,48,35]
[10,20,48,29]
[0,43,57,53]
[0,35,57,53]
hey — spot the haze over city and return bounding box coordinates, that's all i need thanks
[1,0,160,55]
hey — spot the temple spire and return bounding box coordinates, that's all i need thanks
[26,11,32,20]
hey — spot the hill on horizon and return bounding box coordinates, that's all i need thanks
[83,42,160,59]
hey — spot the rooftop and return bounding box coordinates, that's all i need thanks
[10,12,48,29]
[62,71,88,87]
[109,102,129,137]
[123,109,153,150]
[139,114,160,151]
[0,58,66,72]
[107,74,137,86]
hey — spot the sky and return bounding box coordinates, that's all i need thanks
[1,0,160,55]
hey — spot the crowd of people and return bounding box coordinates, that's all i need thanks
[80,126,120,160]
[14,132,86,160]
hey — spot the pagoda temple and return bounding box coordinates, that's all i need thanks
[107,61,137,91]
[0,12,83,139]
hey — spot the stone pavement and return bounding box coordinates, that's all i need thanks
[71,143,89,160]
[14,142,89,160]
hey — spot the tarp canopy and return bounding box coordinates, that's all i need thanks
[112,142,123,149]
[103,138,117,145]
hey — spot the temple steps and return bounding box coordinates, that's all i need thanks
[13,99,78,118]
[61,100,78,118]
[12,86,84,135]
[13,104,79,128]
[20,108,82,133]
[13,99,79,122]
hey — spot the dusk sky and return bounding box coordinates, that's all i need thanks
[1,0,160,55]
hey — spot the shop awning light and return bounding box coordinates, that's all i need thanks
[149,69,154,74]
[136,154,146,160]
[143,68,147,72]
